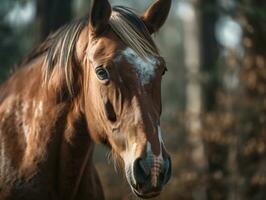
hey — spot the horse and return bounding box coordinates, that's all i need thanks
[0,0,172,199]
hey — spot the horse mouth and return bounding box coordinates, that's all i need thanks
[132,187,161,199]
[126,166,162,199]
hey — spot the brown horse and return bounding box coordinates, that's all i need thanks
[0,0,172,199]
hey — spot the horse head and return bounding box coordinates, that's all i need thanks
[77,0,172,198]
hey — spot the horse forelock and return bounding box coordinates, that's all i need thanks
[110,6,159,60]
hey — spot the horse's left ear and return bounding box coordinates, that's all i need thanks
[141,0,172,34]
[90,0,112,35]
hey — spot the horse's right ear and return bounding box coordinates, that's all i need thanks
[90,0,112,35]
[141,0,171,34]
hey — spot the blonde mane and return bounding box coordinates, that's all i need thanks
[109,7,159,59]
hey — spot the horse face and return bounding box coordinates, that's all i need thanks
[82,0,172,198]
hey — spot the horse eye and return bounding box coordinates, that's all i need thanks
[162,67,168,76]
[96,67,109,81]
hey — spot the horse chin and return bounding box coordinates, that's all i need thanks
[131,187,160,199]
[126,175,161,199]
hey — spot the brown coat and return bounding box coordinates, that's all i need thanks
[0,0,172,199]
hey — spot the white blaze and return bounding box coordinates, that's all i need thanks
[123,126,166,188]
[157,126,165,149]
[120,48,157,85]
[123,142,138,185]
[146,126,165,187]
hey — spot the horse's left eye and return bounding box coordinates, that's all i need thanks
[96,67,109,81]
[162,67,168,76]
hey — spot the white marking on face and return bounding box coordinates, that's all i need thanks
[123,142,138,185]
[146,126,166,187]
[147,141,163,187]
[120,48,158,85]
[122,126,166,188]
[147,126,165,159]
[158,126,165,148]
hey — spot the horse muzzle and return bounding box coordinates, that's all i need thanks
[126,155,171,199]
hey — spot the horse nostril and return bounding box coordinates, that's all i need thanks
[163,157,172,184]
[133,158,149,185]
[132,156,171,191]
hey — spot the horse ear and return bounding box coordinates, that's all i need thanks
[141,0,171,34]
[90,0,112,35]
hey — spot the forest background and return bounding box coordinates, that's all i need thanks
[0,0,265,199]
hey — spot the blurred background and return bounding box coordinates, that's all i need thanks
[0,0,265,199]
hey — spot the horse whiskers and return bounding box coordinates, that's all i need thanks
[106,150,123,174]
[106,150,112,162]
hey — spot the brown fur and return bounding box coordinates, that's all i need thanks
[0,1,171,199]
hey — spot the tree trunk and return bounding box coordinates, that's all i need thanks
[200,0,219,111]
[181,1,208,199]
[200,1,230,200]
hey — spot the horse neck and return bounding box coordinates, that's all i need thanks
[0,56,94,193]
[57,102,95,198]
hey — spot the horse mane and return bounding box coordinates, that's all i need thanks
[18,18,86,97]
[21,18,87,69]
[21,6,159,96]
[42,19,87,96]
[110,6,159,59]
